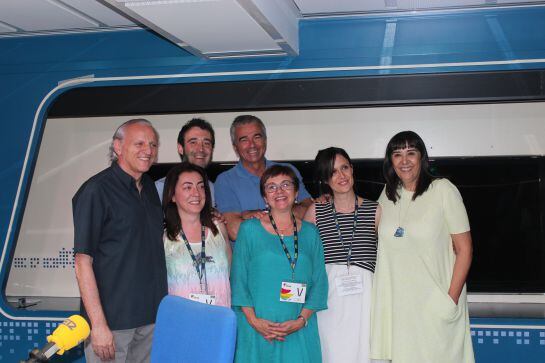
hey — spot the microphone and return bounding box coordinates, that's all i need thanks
[20,315,90,362]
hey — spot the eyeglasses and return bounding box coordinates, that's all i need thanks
[264,181,295,194]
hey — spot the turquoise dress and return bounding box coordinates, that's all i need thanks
[231,219,328,363]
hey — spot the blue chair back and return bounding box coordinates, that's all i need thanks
[151,295,236,363]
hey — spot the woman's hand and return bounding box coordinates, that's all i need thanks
[274,310,313,340]
[448,231,473,306]
[242,308,310,343]
[274,318,305,338]
[242,307,285,342]
[248,316,285,342]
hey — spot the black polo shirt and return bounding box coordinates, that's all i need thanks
[73,162,167,330]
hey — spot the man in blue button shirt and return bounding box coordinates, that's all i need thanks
[215,115,312,241]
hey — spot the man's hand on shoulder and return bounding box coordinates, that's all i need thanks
[224,209,268,241]
[313,194,331,204]
[293,198,313,220]
[241,209,268,220]
[91,323,115,361]
[211,208,226,225]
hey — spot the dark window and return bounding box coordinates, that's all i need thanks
[151,156,545,293]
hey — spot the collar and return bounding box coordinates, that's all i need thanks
[234,158,272,179]
[112,161,147,190]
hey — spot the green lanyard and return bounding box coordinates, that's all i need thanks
[179,225,208,294]
[269,213,298,281]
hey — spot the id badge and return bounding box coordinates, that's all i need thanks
[188,293,216,305]
[279,281,306,303]
[335,274,363,296]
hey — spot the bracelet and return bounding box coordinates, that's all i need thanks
[297,315,308,327]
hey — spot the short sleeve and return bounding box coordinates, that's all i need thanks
[287,163,312,201]
[439,179,470,234]
[377,186,388,207]
[303,224,328,311]
[155,177,165,203]
[72,182,106,257]
[215,173,242,213]
[230,221,253,307]
[208,181,216,208]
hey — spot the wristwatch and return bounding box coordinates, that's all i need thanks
[297,315,308,327]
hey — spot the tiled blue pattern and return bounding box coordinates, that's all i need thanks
[0,319,84,362]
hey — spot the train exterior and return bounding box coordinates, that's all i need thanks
[2,7,545,362]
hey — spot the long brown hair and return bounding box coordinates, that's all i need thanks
[163,162,218,240]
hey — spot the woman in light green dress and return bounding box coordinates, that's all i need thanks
[370,131,475,363]
[231,165,328,363]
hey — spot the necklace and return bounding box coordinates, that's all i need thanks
[395,191,412,238]
[275,225,291,238]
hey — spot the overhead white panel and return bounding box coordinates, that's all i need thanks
[0,21,17,33]
[249,0,299,54]
[0,0,543,39]
[395,0,537,10]
[404,0,489,8]
[294,0,388,14]
[0,0,99,31]
[123,0,280,54]
[63,0,135,26]
[294,0,544,15]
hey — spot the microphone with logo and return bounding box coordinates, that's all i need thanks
[20,315,90,363]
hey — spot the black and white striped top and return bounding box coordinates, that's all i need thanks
[315,199,378,273]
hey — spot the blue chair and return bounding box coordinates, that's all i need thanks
[151,295,237,363]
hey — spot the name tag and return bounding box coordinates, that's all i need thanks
[335,274,363,296]
[188,293,216,305]
[279,281,306,303]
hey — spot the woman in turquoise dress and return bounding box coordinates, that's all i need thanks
[231,164,328,363]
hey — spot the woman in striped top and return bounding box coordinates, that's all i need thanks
[304,147,381,363]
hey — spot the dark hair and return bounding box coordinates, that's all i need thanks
[259,165,299,198]
[383,131,436,203]
[314,147,354,196]
[177,118,215,159]
[230,115,267,145]
[163,162,218,241]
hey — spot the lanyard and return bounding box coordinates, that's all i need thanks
[180,225,208,294]
[269,213,298,280]
[331,196,359,271]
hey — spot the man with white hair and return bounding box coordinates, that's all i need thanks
[73,119,167,363]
